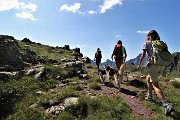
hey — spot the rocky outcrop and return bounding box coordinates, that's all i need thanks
[21,48,38,64]
[0,37,25,71]
[26,65,47,80]
[62,61,83,70]
[0,71,24,80]
[82,56,91,64]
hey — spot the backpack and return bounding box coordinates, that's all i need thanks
[95,50,102,59]
[114,44,124,60]
[152,40,173,66]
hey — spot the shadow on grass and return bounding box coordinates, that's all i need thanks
[172,110,180,120]
[104,81,137,96]
[103,82,115,87]
[127,79,147,89]
[0,90,23,120]
[120,88,137,96]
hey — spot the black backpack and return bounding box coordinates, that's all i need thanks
[95,50,102,59]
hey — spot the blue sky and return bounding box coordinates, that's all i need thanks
[0,0,179,62]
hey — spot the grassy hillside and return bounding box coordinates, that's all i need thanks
[0,39,180,120]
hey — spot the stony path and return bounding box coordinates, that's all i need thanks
[118,84,153,120]
[91,73,154,120]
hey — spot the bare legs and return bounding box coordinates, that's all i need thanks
[146,75,166,102]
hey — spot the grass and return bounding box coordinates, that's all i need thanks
[7,108,45,120]
[57,95,132,120]
[137,70,180,120]
[1,39,179,120]
[88,81,101,90]
[18,41,74,61]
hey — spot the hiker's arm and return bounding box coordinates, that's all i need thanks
[138,49,146,69]
[111,54,114,60]
[94,53,96,61]
[111,49,115,60]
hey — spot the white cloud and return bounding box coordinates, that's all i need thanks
[60,3,81,13]
[137,30,149,34]
[0,0,19,11]
[15,11,35,20]
[0,0,37,12]
[77,44,87,47]
[99,0,123,13]
[115,34,121,38]
[17,2,37,12]
[59,0,124,15]
[0,0,37,20]
[88,10,97,14]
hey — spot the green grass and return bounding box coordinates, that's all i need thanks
[56,95,132,120]
[0,76,57,119]
[88,81,101,90]
[137,70,180,120]
[46,64,83,80]
[1,40,179,120]
[7,108,45,120]
[18,40,75,61]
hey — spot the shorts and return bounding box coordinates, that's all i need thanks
[148,64,165,82]
[115,59,124,75]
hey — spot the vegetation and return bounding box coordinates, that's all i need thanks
[0,40,179,120]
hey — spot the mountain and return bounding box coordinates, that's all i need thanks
[126,53,147,65]
[91,59,115,68]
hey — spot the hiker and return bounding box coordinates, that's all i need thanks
[137,30,173,115]
[94,48,102,72]
[111,40,127,91]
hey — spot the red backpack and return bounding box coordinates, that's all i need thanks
[114,44,123,60]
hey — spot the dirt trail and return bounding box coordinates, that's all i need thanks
[118,84,153,119]
[91,73,154,120]
[97,84,153,120]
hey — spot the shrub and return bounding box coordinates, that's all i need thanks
[69,84,84,91]
[7,108,45,120]
[88,82,101,90]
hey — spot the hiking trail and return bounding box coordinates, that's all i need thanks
[89,71,154,120]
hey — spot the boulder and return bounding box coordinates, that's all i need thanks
[0,37,25,70]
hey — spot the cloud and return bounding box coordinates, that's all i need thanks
[88,10,97,14]
[0,0,37,20]
[115,34,121,38]
[99,0,123,13]
[77,44,87,47]
[59,0,124,15]
[137,30,149,34]
[0,0,19,11]
[15,11,35,20]
[16,2,37,12]
[60,3,81,13]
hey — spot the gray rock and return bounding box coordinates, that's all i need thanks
[64,97,79,108]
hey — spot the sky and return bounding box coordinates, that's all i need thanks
[0,0,180,62]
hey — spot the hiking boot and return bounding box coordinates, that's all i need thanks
[145,95,152,101]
